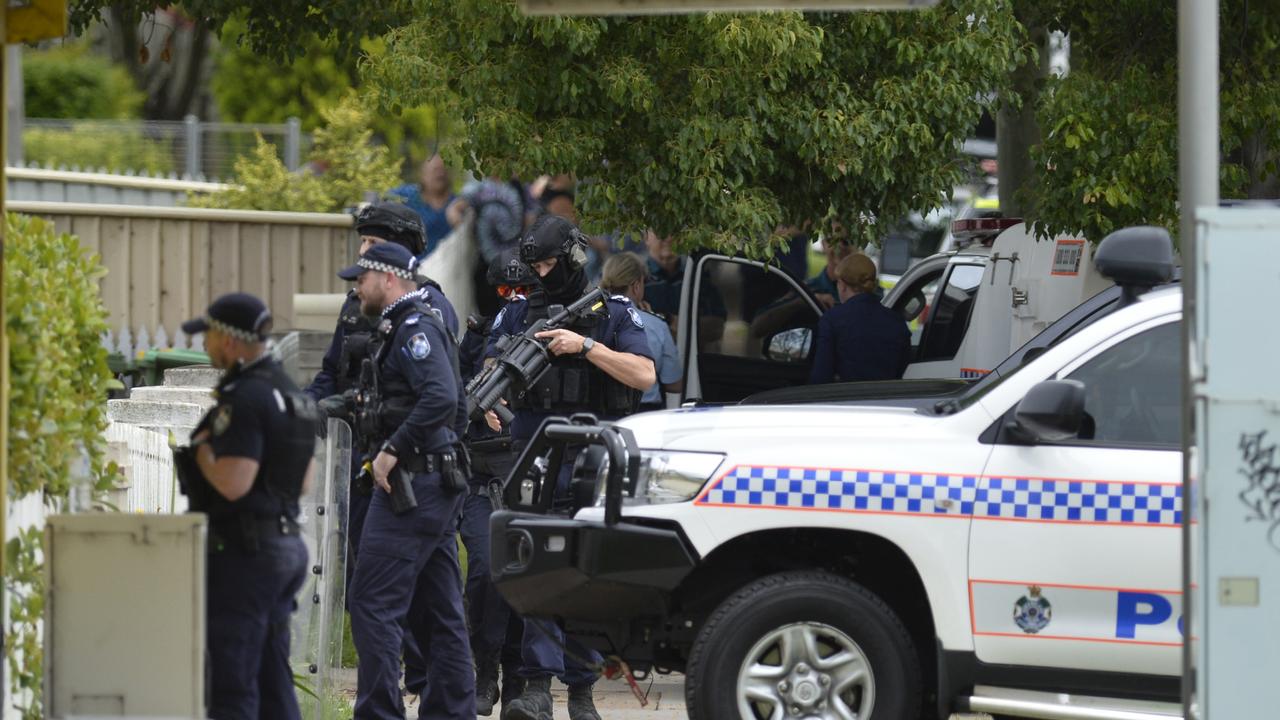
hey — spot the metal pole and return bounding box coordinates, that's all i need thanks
[1179,0,1217,717]
[284,116,301,172]
[183,114,201,180]
[6,46,21,167]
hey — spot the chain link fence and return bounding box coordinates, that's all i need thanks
[21,115,312,182]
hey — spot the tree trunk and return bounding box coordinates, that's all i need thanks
[997,17,1049,221]
[1242,131,1280,199]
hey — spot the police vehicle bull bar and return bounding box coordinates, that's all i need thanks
[489,414,698,624]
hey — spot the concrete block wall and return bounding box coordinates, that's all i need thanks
[105,365,219,513]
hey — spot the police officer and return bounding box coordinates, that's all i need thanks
[808,252,911,384]
[340,242,475,720]
[462,248,539,716]
[178,293,317,720]
[485,215,656,720]
[306,200,457,697]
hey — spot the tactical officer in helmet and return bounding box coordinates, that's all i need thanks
[341,242,474,720]
[485,215,656,720]
[305,200,457,697]
[177,293,318,720]
[461,248,538,716]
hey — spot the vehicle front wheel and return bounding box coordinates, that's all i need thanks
[685,570,921,720]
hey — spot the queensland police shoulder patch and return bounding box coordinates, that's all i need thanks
[212,405,233,436]
[494,306,508,328]
[627,307,645,328]
[408,332,431,360]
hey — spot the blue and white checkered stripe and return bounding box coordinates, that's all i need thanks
[696,466,1182,526]
[978,477,1181,525]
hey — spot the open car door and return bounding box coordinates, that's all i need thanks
[679,254,823,403]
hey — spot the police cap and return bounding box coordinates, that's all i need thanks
[355,201,426,256]
[337,242,418,281]
[182,292,273,342]
[486,247,536,288]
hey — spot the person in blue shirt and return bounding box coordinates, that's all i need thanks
[600,251,682,411]
[388,154,460,257]
[483,215,654,720]
[807,232,854,310]
[340,243,474,720]
[809,253,912,384]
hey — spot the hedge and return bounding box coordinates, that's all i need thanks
[4,213,117,718]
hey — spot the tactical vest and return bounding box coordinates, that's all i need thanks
[337,280,450,393]
[511,292,641,416]
[192,358,319,520]
[364,297,463,447]
[336,291,377,393]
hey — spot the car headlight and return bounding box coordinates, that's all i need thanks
[593,450,725,506]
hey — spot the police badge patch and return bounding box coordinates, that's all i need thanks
[627,307,645,328]
[212,405,232,436]
[1013,585,1052,634]
[408,332,431,360]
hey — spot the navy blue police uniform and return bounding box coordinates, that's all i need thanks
[178,294,316,720]
[462,246,540,714]
[305,210,457,697]
[484,214,655,720]
[341,247,475,720]
[808,292,911,383]
[485,291,653,689]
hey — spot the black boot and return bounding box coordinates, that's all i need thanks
[499,668,526,715]
[501,675,552,720]
[475,656,500,716]
[567,683,601,720]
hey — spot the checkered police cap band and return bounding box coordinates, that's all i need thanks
[359,256,417,280]
[205,312,270,342]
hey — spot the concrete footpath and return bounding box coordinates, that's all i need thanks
[336,669,689,719]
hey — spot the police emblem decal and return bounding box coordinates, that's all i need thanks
[212,405,232,436]
[408,333,431,360]
[627,307,645,328]
[1013,585,1052,634]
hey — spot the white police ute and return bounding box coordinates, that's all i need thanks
[491,227,1184,720]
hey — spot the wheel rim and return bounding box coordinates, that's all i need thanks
[735,621,875,720]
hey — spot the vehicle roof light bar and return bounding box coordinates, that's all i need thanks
[951,217,1022,240]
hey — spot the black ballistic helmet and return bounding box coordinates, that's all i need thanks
[520,214,588,270]
[355,201,426,256]
[486,247,537,288]
[520,214,590,304]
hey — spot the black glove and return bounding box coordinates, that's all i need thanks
[319,393,353,421]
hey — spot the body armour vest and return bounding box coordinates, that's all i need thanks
[512,291,640,416]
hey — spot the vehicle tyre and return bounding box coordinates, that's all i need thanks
[686,570,921,720]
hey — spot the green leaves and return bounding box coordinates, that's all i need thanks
[188,96,403,213]
[362,0,1022,257]
[5,214,118,718]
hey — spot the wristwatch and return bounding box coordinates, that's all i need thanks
[579,337,596,357]
[380,440,399,458]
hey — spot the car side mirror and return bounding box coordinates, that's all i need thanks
[764,327,813,362]
[1008,379,1086,443]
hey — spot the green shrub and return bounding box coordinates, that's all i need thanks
[189,95,401,212]
[23,44,143,120]
[212,22,442,178]
[5,213,118,718]
[23,127,175,175]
